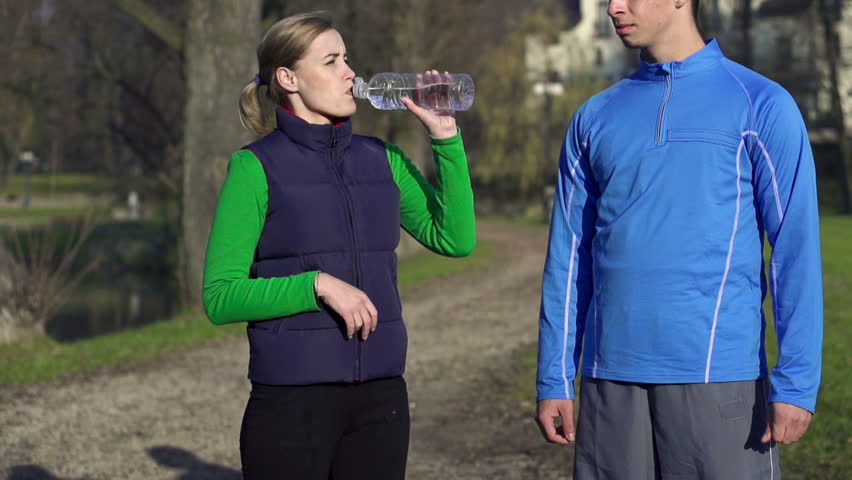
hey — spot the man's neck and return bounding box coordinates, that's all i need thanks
[640,27,706,64]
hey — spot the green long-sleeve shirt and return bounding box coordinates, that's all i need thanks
[203,131,476,325]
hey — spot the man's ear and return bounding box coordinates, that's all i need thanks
[276,67,298,93]
[674,0,689,9]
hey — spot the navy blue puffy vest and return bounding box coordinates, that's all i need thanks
[243,109,405,385]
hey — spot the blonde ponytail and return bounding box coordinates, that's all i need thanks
[239,11,334,135]
[239,80,271,136]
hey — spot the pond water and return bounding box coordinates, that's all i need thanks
[46,271,179,342]
[3,220,180,342]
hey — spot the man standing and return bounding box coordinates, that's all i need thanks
[535,0,824,478]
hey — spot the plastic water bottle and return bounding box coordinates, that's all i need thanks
[353,72,475,111]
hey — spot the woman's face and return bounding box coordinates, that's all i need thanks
[284,29,357,124]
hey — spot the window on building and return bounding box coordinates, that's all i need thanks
[802,91,818,122]
[596,0,610,37]
[701,0,722,33]
[776,35,793,72]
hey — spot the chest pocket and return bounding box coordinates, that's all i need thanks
[668,129,743,151]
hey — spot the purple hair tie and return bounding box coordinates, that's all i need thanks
[254,74,266,86]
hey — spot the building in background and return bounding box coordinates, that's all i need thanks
[712,0,852,210]
[525,0,636,87]
[526,0,852,211]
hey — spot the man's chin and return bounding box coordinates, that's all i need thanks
[618,37,642,49]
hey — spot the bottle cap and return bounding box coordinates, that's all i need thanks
[352,77,367,99]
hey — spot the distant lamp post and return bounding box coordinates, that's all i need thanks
[19,151,38,209]
[533,71,564,220]
[127,190,141,220]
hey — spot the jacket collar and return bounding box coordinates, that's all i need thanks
[630,38,725,81]
[275,107,352,152]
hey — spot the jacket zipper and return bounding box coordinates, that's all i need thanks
[656,71,672,145]
[327,129,364,381]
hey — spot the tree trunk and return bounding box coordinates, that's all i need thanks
[180,0,261,308]
[389,0,433,179]
[740,0,753,67]
[840,137,852,213]
[48,137,61,196]
[818,0,852,212]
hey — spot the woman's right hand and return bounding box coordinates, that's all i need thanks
[401,70,458,140]
[314,273,378,340]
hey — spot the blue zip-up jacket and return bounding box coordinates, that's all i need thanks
[537,40,824,413]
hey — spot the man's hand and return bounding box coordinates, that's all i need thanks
[761,402,813,445]
[536,399,576,445]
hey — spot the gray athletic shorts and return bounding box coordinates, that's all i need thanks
[574,377,781,480]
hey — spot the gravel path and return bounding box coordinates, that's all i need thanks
[0,222,573,479]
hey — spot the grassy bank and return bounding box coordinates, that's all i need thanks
[0,207,115,228]
[0,206,109,220]
[1,174,115,197]
[513,215,851,479]
[0,240,498,385]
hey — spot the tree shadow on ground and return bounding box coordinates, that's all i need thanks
[7,446,240,480]
[7,465,70,480]
[148,446,241,479]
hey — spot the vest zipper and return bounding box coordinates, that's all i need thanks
[327,129,364,382]
[656,71,672,145]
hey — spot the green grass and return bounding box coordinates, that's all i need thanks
[398,240,497,292]
[0,206,111,220]
[0,313,244,384]
[514,215,851,479]
[0,239,499,385]
[762,215,852,479]
[1,174,115,196]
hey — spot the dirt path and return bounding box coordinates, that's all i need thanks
[0,222,573,479]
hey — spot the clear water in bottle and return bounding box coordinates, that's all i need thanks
[352,72,475,111]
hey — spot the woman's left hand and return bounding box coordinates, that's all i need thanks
[400,70,458,140]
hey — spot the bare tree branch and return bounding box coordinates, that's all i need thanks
[109,0,184,52]
[108,120,180,194]
[93,54,181,145]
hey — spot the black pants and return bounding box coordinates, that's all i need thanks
[240,376,410,480]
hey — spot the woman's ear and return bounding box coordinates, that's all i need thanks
[276,67,298,93]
